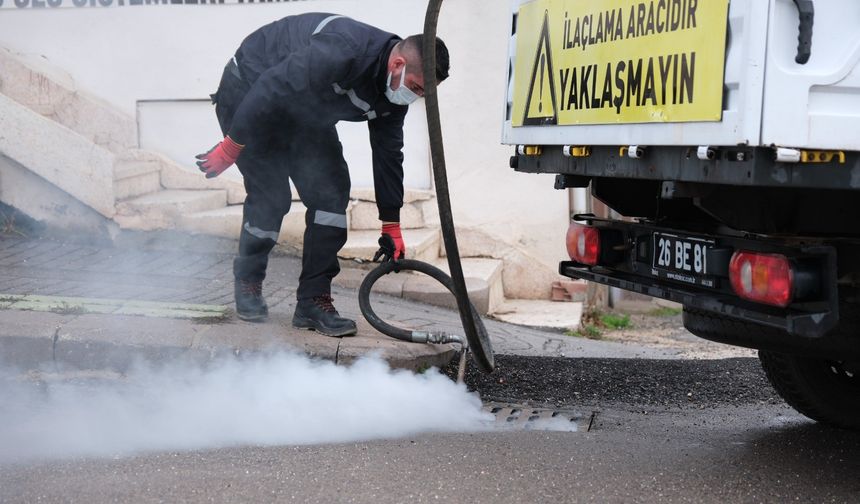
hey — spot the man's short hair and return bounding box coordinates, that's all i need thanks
[401,34,450,82]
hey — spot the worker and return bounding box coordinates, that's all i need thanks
[196,13,450,337]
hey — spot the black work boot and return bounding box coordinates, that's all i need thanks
[292,294,357,337]
[234,279,268,322]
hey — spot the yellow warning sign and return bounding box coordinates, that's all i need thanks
[512,0,729,127]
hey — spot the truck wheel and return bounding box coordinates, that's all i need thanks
[683,307,860,429]
[758,351,860,430]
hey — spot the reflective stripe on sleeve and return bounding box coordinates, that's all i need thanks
[313,15,345,35]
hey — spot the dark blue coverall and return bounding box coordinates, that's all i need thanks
[210,13,408,300]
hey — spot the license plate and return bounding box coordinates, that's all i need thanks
[652,232,716,288]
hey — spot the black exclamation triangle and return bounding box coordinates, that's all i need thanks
[522,10,556,126]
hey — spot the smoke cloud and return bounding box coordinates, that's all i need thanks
[0,353,494,464]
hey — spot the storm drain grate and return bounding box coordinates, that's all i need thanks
[483,403,594,432]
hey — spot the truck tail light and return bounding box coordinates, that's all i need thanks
[566,222,600,266]
[729,251,794,307]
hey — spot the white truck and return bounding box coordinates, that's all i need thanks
[504,0,860,428]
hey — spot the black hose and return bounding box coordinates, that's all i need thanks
[358,259,481,346]
[356,0,495,373]
[421,0,494,373]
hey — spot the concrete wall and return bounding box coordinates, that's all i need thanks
[0,0,569,267]
[0,93,117,217]
[0,154,113,237]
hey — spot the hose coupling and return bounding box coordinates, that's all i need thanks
[410,331,465,345]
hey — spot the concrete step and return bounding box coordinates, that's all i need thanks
[114,189,227,230]
[401,274,491,315]
[114,159,160,180]
[178,205,441,265]
[177,204,241,239]
[339,228,440,263]
[350,188,434,204]
[490,299,583,330]
[429,257,505,314]
[348,199,426,231]
[113,160,161,200]
[123,148,247,205]
[178,203,307,244]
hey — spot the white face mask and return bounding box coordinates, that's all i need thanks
[385,65,420,106]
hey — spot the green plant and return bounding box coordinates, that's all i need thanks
[569,309,631,339]
[0,210,26,237]
[193,314,229,324]
[649,306,683,317]
[599,312,632,330]
[566,324,603,340]
[49,302,88,316]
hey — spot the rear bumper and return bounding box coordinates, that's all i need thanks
[559,218,840,339]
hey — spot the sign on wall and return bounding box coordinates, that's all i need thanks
[0,0,304,8]
[512,0,729,127]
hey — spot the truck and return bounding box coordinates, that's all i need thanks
[503,0,860,428]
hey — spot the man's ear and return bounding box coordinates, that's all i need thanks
[389,55,407,73]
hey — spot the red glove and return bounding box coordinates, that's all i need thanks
[382,223,406,260]
[195,136,244,178]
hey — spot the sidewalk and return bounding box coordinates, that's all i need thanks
[0,232,688,374]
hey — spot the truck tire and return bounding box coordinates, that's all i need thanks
[683,307,860,429]
[758,351,860,429]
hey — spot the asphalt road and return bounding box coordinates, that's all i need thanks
[446,355,782,408]
[2,356,859,503]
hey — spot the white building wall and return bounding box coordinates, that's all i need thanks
[0,0,568,267]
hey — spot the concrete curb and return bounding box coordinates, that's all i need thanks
[0,294,229,319]
[0,308,458,374]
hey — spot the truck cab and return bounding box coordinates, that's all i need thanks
[505,0,860,428]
